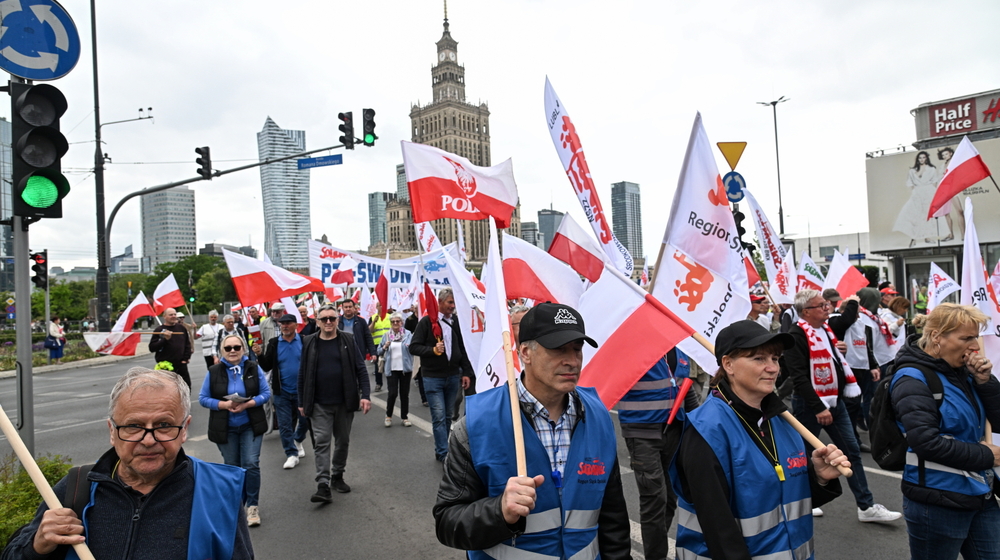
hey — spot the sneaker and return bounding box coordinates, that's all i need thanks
[375,384,383,392]
[858,503,902,523]
[332,477,351,493]
[246,505,261,526]
[422,401,429,407]
[384,417,392,427]
[295,440,305,458]
[859,442,872,453]
[311,483,333,503]
[283,456,299,469]
[402,419,412,427]
[812,507,824,517]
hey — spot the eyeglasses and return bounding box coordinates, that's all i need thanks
[111,420,186,442]
[391,320,402,324]
[223,345,243,352]
[318,316,339,323]
[804,302,832,311]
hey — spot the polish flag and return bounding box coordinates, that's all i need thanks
[329,256,358,285]
[580,264,695,409]
[822,250,869,299]
[745,257,762,289]
[223,249,325,306]
[84,332,142,356]
[375,250,390,311]
[927,262,959,312]
[476,218,518,393]
[503,233,584,307]
[548,213,606,283]
[152,274,185,315]
[351,289,361,304]
[911,277,920,307]
[640,262,649,288]
[929,136,992,219]
[112,292,156,333]
[798,252,826,292]
[325,286,344,304]
[401,141,519,227]
[415,222,443,253]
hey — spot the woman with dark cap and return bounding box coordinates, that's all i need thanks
[672,320,849,560]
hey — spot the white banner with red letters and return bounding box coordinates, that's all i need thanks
[308,240,460,290]
[742,187,793,304]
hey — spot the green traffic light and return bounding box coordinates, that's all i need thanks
[364,133,375,144]
[21,175,60,208]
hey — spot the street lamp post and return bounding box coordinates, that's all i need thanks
[758,96,789,236]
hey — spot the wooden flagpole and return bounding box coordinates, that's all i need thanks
[0,404,96,560]
[503,331,527,476]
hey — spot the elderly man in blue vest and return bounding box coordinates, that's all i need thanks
[2,367,253,560]
[434,302,630,560]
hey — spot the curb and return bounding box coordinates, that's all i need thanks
[0,347,152,379]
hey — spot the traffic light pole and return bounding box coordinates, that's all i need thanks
[12,216,34,455]
[91,0,111,332]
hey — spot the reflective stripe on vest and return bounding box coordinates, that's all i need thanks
[480,538,599,560]
[525,508,562,533]
[617,398,676,411]
[618,357,678,424]
[677,498,810,538]
[906,452,987,485]
[371,315,391,345]
[563,508,600,530]
[676,540,813,560]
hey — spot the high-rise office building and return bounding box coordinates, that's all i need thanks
[537,208,564,251]
[257,117,310,269]
[368,192,396,247]
[521,221,544,249]
[390,9,519,260]
[396,164,408,200]
[611,181,642,259]
[0,118,12,291]
[141,186,197,268]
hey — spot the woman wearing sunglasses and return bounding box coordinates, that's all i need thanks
[377,312,414,427]
[199,334,271,527]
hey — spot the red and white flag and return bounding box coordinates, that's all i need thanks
[911,277,921,307]
[548,213,605,283]
[929,136,992,219]
[650,112,751,370]
[798,252,826,292]
[84,332,142,356]
[329,256,358,285]
[112,292,156,333]
[224,249,325,306]
[152,274,185,315]
[544,78,633,275]
[359,288,377,320]
[476,218,516,394]
[742,187,794,304]
[324,286,344,304]
[580,265,695,409]
[414,222,443,253]
[375,250,390,312]
[927,262,960,312]
[822,250,869,299]
[991,261,1000,304]
[503,233,584,307]
[401,141,519,227]
[960,198,1000,331]
[640,262,649,288]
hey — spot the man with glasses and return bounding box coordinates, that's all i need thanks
[2,367,254,559]
[782,289,901,524]
[298,304,371,503]
[259,302,285,348]
[339,298,378,390]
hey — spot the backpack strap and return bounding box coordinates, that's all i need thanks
[891,364,943,486]
[66,464,95,518]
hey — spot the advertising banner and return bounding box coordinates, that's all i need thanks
[308,239,462,289]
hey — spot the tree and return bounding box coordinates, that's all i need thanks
[193,267,237,315]
[110,274,151,313]
[145,255,226,310]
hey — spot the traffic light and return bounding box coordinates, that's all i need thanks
[188,288,198,303]
[195,147,212,180]
[733,210,747,239]
[338,112,354,149]
[362,109,377,147]
[30,251,48,290]
[11,83,70,218]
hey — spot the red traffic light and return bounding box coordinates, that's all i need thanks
[31,253,46,265]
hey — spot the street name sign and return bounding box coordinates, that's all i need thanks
[297,154,343,170]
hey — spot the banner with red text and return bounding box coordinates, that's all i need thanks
[742,187,793,304]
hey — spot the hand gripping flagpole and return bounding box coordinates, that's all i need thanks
[0,403,97,560]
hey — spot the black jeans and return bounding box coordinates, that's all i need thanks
[203,356,214,369]
[624,429,682,560]
[169,361,191,388]
[386,370,413,419]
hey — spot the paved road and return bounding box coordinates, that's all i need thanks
[0,358,911,559]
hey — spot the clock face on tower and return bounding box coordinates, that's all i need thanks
[449,52,456,61]
[439,52,446,62]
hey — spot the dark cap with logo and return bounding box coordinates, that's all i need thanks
[714,320,793,365]
[517,303,598,349]
[277,314,298,323]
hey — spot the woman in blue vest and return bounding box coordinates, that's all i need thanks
[890,303,1000,560]
[672,320,849,560]
[199,334,271,528]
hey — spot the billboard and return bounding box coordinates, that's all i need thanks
[866,136,1000,253]
[913,89,1000,142]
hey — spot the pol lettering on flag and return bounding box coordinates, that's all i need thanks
[401,141,518,228]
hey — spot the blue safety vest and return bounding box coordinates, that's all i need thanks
[67,457,245,560]
[892,367,993,498]
[617,351,690,424]
[672,397,814,560]
[466,385,617,560]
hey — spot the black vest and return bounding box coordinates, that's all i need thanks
[207,360,268,444]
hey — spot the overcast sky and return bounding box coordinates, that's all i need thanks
[16,0,999,271]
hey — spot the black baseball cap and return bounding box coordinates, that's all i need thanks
[277,314,298,323]
[714,320,793,365]
[518,303,597,349]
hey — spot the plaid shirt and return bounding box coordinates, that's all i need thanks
[517,378,578,480]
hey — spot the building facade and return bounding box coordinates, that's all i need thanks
[368,192,396,247]
[396,163,408,200]
[611,181,643,259]
[520,221,544,249]
[397,12,519,260]
[199,243,257,259]
[140,186,196,269]
[537,208,564,251]
[110,244,143,274]
[257,117,310,269]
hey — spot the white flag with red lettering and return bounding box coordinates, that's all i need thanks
[476,218,515,394]
[414,222,443,253]
[84,332,142,356]
[152,274,185,315]
[548,213,606,283]
[927,262,960,312]
[503,233,584,307]
[401,141,518,227]
[742,187,793,304]
[112,292,156,333]
[798,252,826,292]
[960,198,1000,332]
[544,78,633,275]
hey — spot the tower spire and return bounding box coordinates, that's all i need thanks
[443,0,449,31]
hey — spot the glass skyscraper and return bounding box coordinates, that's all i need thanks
[257,117,310,269]
[368,192,396,247]
[140,187,197,268]
[537,208,564,251]
[611,181,642,259]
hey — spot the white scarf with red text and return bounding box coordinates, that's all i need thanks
[798,319,861,408]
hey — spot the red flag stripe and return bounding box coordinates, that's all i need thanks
[232,271,325,307]
[835,267,870,299]
[407,177,515,228]
[502,258,560,304]
[928,155,990,219]
[548,232,604,283]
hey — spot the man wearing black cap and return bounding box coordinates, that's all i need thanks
[256,314,309,469]
[433,303,630,560]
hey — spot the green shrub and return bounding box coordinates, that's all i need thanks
[0,453,73,547]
